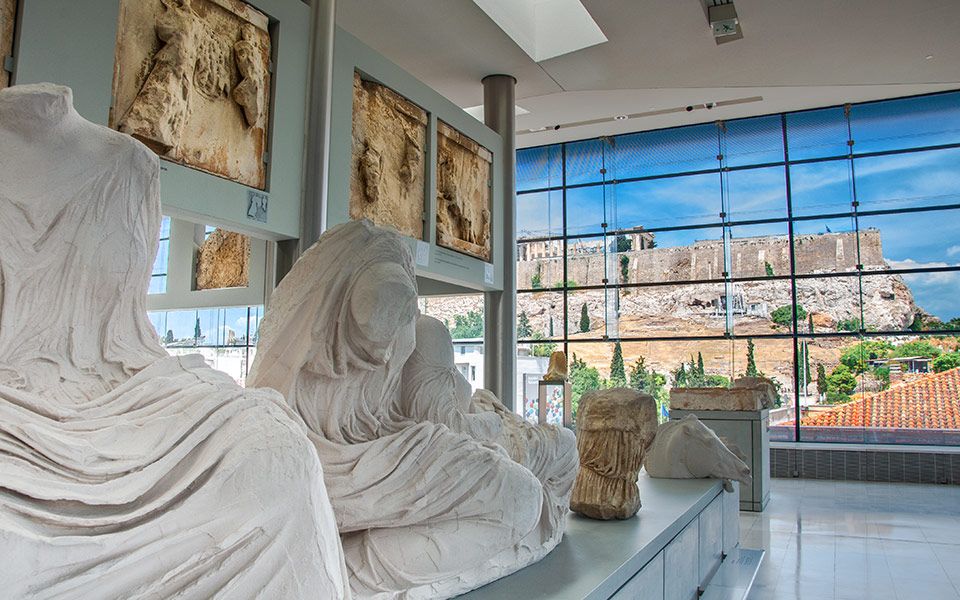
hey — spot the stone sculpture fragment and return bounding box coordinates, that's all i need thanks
[644,414,752,492]
[0,83,348,599]
[543,350,568,381]
[569,388,658,519]
[436,120,492,261]
[669,376,778,411]
[349,72,427,239]
[110,0,271,189]
[248,219,575,599]
[196,227,251,289]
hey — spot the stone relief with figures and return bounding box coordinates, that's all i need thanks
[109,0,271,189]
[349,72,427,240]
[436,120,492,261]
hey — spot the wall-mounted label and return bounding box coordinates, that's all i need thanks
[484,263,494,284]
[247,190,268,223]
[415,240,430,266]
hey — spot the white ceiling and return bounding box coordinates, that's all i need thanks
[335,0,960,148]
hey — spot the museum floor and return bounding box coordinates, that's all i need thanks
[742,478,960,599]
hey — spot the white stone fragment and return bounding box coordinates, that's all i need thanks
[0,83,349,600]
[644,415,752,493]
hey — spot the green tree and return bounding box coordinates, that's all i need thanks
[770,304,807,327]
[909,314,924,332]
[816,363,828,397]
[628,357,668,402]
[610,342,626,387]
[933,352,960,372]
[808,314,815,334]
[531,342,557,358]
[616,234,632,252]
[674,363,688,387]
[764,261,774,277]
[647,238,657,249]
[549,316,554,338]
[837,317,861,332]
[891,340,942,359]
[517,311,533,338]
[827,364,858,396]
[745,339,759,377]
[450,310,484,339]
[579,303,590,333]
[194,318,201,342]
[706,374,730,388]
[164,329,174,345]
[620,254,630,281]
[697,352,705,381]
[569,354,601,421]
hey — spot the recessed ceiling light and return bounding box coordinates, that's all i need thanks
[614,115,628,121]
[925,55,934,60]
[472,0,607,62]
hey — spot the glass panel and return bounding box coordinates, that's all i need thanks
[417,295,484,340]
[566,289,606,340]
[519,239,565,290]
[796,276,863,335]
[565,342,614,424]
[858,209,960,272]
[565,234,611,287]
[787,159,854,217]
[617,283,728,338]
[860,272,960,333]
[615,226,725,283]
[722,115,784,168]
[730,337,794,402]
[785,106,849,161]
[728,222,790,279]
[851,91,960,154]
[565,138,607,186]
[517,291,564,341]
[148,275,166,295]
[730,279,793,334]
[517,189,563,240]
[517,145,563,191]
[610,123,719,179]
[158,216,171,239]
[853,147,960,211]
[791,217,859,275]
[610,172,722,230]
[152,239,169,275]
[725,165,788,222]
[566,185,607,237]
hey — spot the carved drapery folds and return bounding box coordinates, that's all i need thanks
[436,120,492,261]
[349,72,427,239]
[109,0,271,189]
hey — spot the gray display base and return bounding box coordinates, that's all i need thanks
[460,475,751,600]
[670,409,771,512]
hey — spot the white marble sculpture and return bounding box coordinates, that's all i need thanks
[644,415,752,492]
[248,220,577,599]
[0,84,349,599]
[400,315,578,550]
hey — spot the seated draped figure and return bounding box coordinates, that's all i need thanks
[0,84,348,599]
[247,219,578,599]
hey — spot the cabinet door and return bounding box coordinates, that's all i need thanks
[611,552,664,600]
[664,519,699,600]
[722,482,740,554]
[698,496,724,587]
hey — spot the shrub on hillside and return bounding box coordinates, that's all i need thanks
[770,304,807,327]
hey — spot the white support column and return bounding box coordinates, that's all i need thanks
[482,74,517,410]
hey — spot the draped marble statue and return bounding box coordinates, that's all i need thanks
[0,84,348,599]
[248,220,577,599]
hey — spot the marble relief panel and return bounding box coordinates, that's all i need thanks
[349,72,427,240]
[109,0,271,189]
[196,228,250,290]
[436,120,491,261]
[0,0,15,89]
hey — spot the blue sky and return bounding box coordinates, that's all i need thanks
[517,96,960,320]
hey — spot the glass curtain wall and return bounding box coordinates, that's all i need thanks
[516,90,960,444]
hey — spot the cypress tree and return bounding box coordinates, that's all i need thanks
[610,342,626,387]
[745,339,758,377]
[579,303,590,333]
[816,363,828,397]
[675,363,687,387]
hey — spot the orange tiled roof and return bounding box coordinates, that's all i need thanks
[798,367,960,429]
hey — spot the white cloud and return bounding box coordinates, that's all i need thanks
[947,245,960,257]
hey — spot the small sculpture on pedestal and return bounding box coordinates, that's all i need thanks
[569,388,658,520]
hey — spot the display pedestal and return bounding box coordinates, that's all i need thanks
[461,475,758,600]
[670,409,770,512]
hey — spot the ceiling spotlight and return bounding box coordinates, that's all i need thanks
[614,115,628,121]
[705,102,715,110]
[925,55,934,60]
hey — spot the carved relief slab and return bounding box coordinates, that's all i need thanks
[109,0,271,189]
[196,228,250,289]
[0,0,14,90]
[436,120,491,261]
[349,72,427,240]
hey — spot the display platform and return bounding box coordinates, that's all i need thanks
[461,474,756,600]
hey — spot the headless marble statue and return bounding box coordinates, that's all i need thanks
[248,220,576,599]
[0,84,348,599]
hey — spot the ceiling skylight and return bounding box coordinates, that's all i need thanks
[471,0,608,62]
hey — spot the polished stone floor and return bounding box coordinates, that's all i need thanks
[742,478,960,600]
